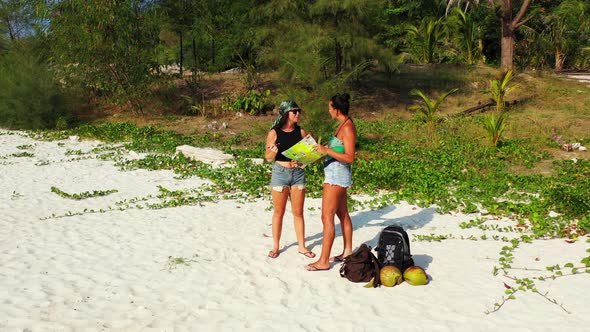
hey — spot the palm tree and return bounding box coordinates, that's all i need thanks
[409,88,459,142]
[544,0,589,72]
[483,69,517,147]
[488,69,517,113]
[447,7,483,65]
[483,111,507,147]
[446,0,534,70]
[405,16,446,64]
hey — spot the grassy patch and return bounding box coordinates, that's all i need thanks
[33,116,589,238]
[30,66,590,236]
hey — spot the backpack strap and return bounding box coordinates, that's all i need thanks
[370,252,381,288]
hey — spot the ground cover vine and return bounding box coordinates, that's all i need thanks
[10,120,588,315]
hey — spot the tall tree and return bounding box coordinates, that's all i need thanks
[310,0,399,79]
[447,0,535,70]
[158,0,215,75]
[544,0,589,71]
[46,0,162,114]
[0,0,35,42]
[405,16,446,64]
[447,7,484,64]
[498,0,533,70]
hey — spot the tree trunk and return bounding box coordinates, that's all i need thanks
[458,95,534,116]
[211,38,215,65]
[498,0,533,71]
[4,16,15,40]
[192,37,197,71]
[335,39,342,74]
[500,1,515,70]
[179,30,183,77]
[555,48,565,72]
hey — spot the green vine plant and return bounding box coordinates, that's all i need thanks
[412,227,589,315]
[50,186,118,200]
[486,236,590,315]
[41,185,253,220]
[11,151,34,158]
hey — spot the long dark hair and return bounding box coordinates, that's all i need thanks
[272,114,289,131]
[272,100,300,130]
[330,93,350,115]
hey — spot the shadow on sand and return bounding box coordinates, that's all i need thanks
[286,204,436,267]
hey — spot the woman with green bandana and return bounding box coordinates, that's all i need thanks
[265,100,315,259]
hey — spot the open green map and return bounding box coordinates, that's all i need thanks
[281,135,325,167]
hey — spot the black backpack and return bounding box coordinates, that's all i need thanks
[339,244,381,287]
[375,225,414,272]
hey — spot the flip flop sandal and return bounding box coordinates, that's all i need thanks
[299,251,316,258]
[305,264,330,271]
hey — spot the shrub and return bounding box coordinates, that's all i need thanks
[578,215,590,234]
[0,49,74,129]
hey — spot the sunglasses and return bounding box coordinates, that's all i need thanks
[289,109,302,114]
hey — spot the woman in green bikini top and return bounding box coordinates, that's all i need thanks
[306,93,357,272]
[324,118,350,167]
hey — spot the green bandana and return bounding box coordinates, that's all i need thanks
[272,100,300,128]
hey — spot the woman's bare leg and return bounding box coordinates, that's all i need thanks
[335,189,353,258]
[290,186,311,254]
[308,184,346,269]
[270,187,290,256]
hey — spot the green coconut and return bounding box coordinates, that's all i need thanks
[403,266,428,286]
[380,265,403,287]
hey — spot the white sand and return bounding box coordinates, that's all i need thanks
[1,130,589,332]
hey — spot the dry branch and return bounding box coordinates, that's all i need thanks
[456,95,535,116]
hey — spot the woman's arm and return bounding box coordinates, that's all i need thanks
[265,129,279,162]
[319,123,356,164]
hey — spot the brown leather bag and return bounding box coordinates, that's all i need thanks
[339,244,381,287]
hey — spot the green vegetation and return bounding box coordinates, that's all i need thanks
[36,111,589,238]
[483,111,507,148]
[222,89,273,115]
[165,255,199,271]
[0,49,74,130]
[1,1,589,125]
[50,186,119,200]
[2,2,589,268]
[409,87,459,142]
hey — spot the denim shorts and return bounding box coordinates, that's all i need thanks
[324,160,352,188]
[270,163,306,192]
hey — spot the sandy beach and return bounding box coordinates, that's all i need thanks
[1,129,589,332]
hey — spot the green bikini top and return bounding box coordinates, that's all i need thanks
[325,118,351,165]
[325,136,345,161]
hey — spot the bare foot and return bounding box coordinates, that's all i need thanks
[306,261,330,271]
[305,263,330,271]
[268,249,280,258]
[329,251,351,262]
[329,254,344,262]
[298,250,316,258]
